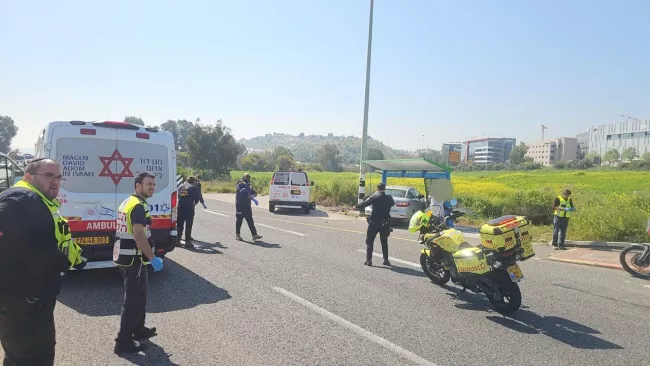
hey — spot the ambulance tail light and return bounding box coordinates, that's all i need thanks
[171,191,178,223]
[80,128,96,135]
[136,132,150,139]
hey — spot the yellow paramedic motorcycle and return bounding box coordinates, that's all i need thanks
[410,206,535,314]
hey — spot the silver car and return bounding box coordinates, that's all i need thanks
[364,185,427,222]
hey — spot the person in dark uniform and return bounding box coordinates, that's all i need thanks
[235,173,262,241]
[177,176,200,249]
[113,172,162,355]
[0,159,74,366]
[355,182,395,267]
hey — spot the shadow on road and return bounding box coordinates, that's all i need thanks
[377,265,427,278]
[486,311,624,350]
[58,258,231,317]
[242,239,281,249]
[185,241,226,255]
[117,339,180,366]
[444,288,623,350]
[272,207,330,218]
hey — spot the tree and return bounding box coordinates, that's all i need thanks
[8,148,20,159]
[186,120,245,175]
[276,155,295,170]
[160,119,195,150]
[241,152,271,172]
[272,146,293,160]
[124,116,145,126]
[642,152,650,161]
[585,151,599,162]
[0,115,18,154]
[315,143,342,172]
[367,147,385,161]
[508,143,529,165]
[603,149,620,162]
[621,147,637,161]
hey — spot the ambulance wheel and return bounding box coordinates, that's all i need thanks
[302,205,311,214]
[269,204,275,213]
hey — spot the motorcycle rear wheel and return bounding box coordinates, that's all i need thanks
[620,245,650,279]
[420,253,451,285]
[487,271,522,314]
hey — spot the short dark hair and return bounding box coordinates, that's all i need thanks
[25,158,55,174]
[196,175,202,180]
[377,183,386,191]
[187,176,196,184]
[563,188,572,196]
[134,172,155,188]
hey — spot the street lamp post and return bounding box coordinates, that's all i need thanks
[358,0,374,205]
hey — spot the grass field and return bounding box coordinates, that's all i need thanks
[204,170,650,243]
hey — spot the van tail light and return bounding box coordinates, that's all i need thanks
[136,132,149,139]
[171,191,178,224]
[396,202,411,207]
[80,128,96,135]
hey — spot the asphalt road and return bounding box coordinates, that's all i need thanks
[3,198,649,365]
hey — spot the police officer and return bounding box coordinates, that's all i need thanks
[177,176,200,249]
[355,182,395,266]
[0,158,85,366]
[113,172,163,355]
[552,188,575,250]
[235,173,262,241]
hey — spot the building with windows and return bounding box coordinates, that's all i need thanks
[441,142,462,166]
[525,137,578,166]
[460,137,516,164]
[577,119,650,157]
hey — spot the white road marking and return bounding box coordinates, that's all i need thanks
[203,209,229,217]
[356,250,420,268]
[272,287,439,366]
[257,223,307,237]
[644,285,650,289]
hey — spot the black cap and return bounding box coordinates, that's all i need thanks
[377,183,386,190]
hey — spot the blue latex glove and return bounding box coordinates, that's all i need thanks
[252,198,259,206]
[150,257,163,272]
[567,207,575,212]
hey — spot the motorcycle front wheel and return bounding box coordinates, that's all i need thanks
[620,245,650,279]
[420,252,451,285]
[487,270,522,314]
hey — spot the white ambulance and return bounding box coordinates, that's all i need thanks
[268,170,315,214]
[34,121,178,269]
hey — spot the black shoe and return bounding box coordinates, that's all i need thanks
[114,340,147,354]
[134,326,157,340]
[184,241,195,249]
[364,260,372,266]
[552,244,559,250]
[558,245,568,250]
[383,260,391,266]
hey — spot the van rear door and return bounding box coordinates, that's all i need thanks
[51,123,119,262]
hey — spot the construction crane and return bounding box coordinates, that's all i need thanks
[541,125,548,140]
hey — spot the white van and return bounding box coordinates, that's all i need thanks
[34,120,178,269]
[268,170,315,214]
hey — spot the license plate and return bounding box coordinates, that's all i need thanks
[74,236,110,245]
[506,264,524,282]
[291,190,301,195]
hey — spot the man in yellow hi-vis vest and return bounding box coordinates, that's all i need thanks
[0,158,84,366]
[552,188,575,250]
[113,172,163,355]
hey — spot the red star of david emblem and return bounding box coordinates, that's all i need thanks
[99,149,134,185]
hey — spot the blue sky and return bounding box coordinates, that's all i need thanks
[1,0,649,152]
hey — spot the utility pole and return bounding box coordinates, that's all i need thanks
[358,0,374,205]
[541,125,547,140]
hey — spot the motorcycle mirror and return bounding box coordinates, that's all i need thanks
[449,198,457,206]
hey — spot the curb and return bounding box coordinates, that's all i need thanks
[546,240,631,250]
[544,256,623,271]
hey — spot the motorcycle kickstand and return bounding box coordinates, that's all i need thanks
[453,287,467,299]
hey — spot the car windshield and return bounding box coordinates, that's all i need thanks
[385,189,407,198]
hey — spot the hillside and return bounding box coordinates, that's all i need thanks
[239,133,418,165]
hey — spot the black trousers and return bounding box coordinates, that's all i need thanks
[366,222,390,261]
[0,295,57,366]
[552,216,570,246]
[236,205,257,236]
[177,207,195,241]
[116,257,148,344]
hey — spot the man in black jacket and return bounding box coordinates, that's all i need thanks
[355,183,395,267]
[177,176,200,249]
[0,159,71,366]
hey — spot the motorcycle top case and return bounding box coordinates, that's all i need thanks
[479,215,531,252]
[453,247,490,276]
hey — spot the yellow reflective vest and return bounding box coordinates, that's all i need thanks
[554,195,573,218]
[114,195,154,266]
[12,180,87,270]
